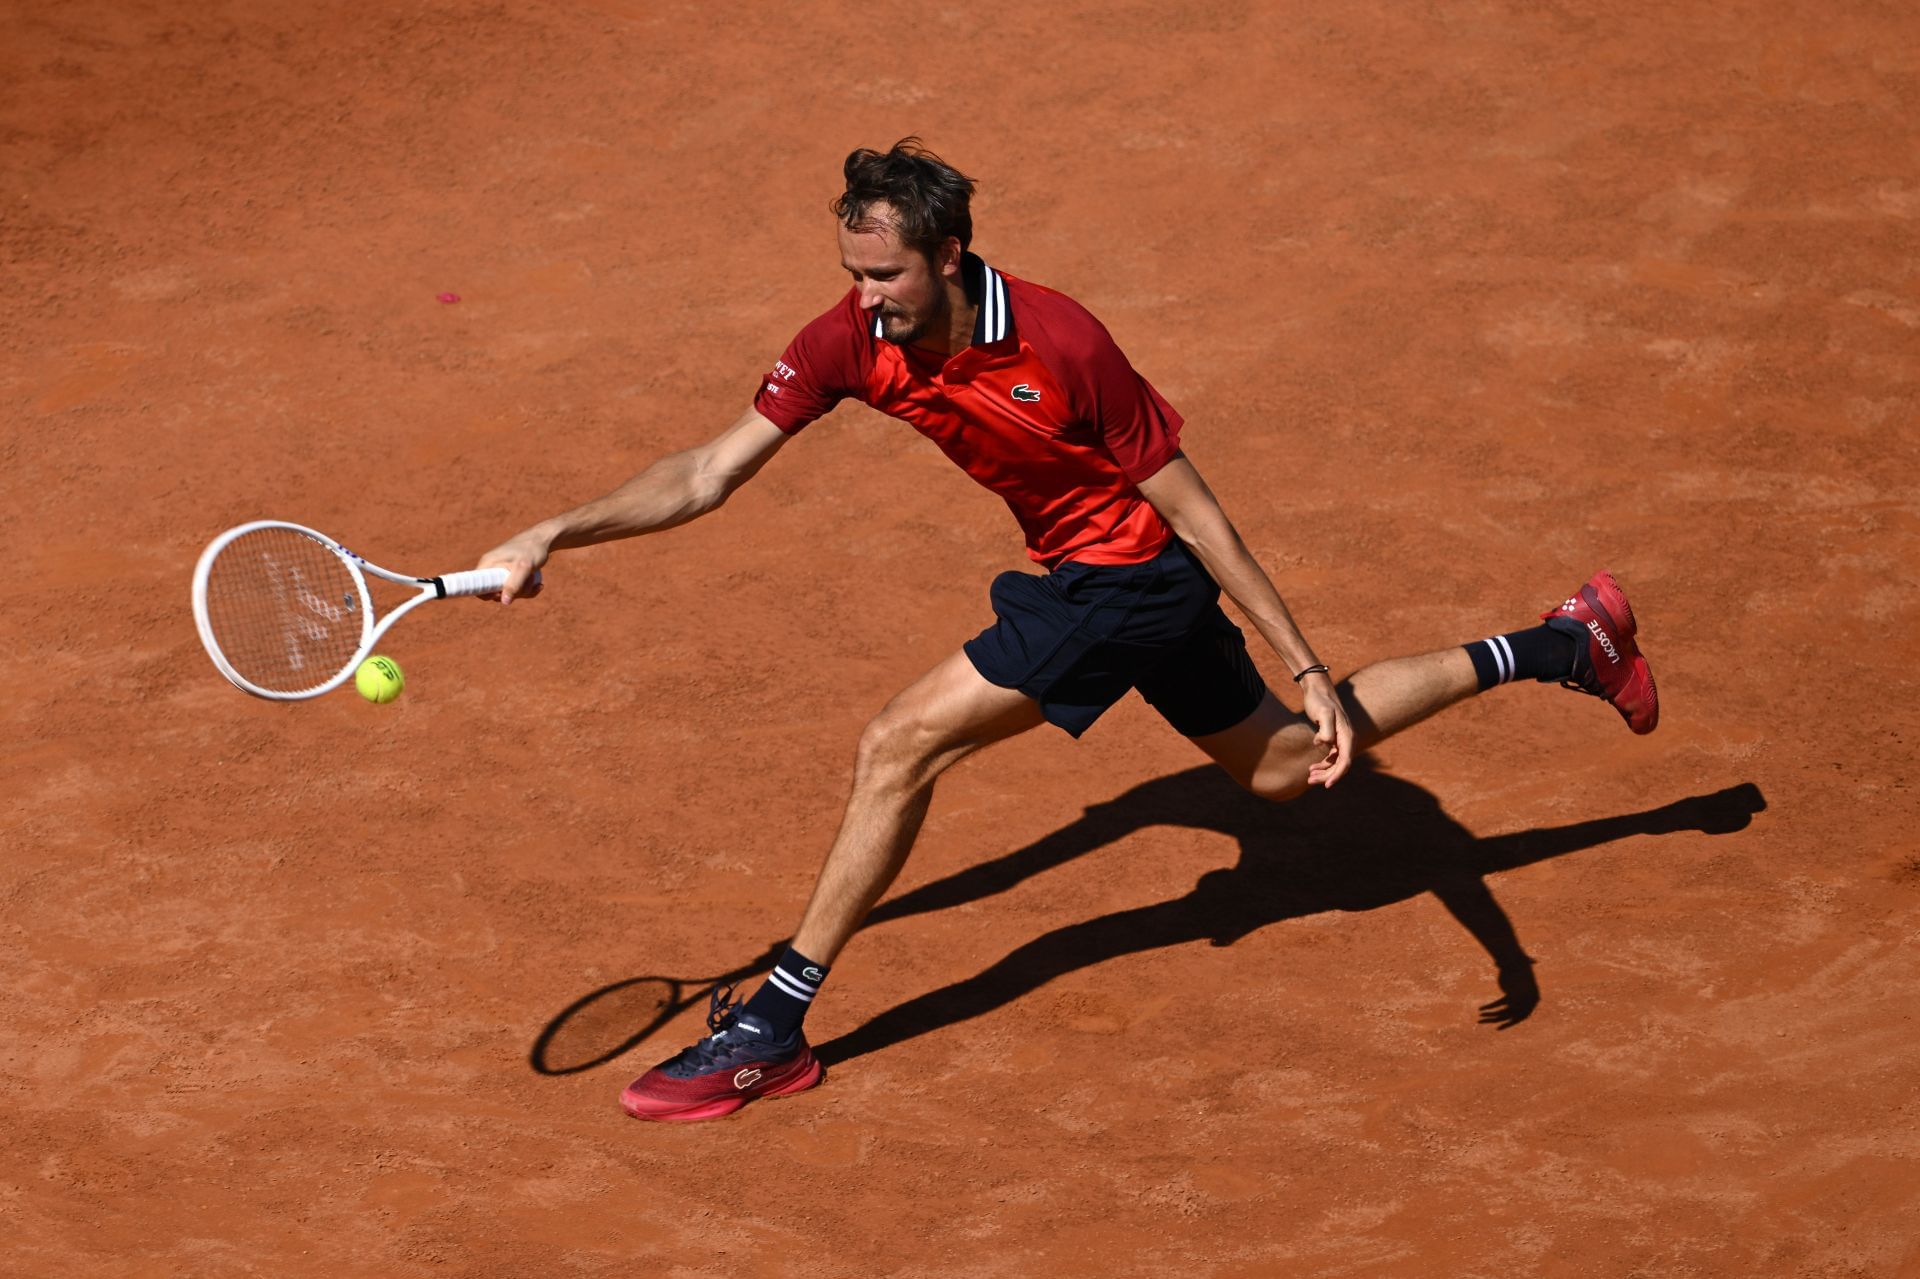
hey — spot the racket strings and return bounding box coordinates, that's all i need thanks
[203,528,365,693]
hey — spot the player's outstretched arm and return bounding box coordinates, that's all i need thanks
[477,408,791,603]
[1134,453,1354,787]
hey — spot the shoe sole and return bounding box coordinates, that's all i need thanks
[619,1056,825,1123]
[1589,570,1636,640]
[1586,571,1657,734]
[1617,652,1658,735]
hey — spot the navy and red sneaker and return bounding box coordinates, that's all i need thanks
[1541,570,1658,735]
[619,986,823,1123]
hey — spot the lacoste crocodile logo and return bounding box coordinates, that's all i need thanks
[1011,383,1041,402]
[733,1068,763,1090]
[801,967,825,982]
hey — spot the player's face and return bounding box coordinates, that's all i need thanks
[837,209,956,347]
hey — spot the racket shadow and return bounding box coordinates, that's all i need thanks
[529,977,680,1076]
[528,942,783,1076]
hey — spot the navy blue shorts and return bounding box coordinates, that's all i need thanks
[962,539,1271,738]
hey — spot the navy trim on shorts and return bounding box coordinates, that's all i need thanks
[963,539,1270,738]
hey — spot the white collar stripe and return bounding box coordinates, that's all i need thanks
[963,255,1011,346]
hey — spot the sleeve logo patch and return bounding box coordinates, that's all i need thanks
[1011,383,1042,402]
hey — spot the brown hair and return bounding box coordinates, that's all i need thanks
[831,137,977,258]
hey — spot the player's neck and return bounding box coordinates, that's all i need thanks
[911,279,977,357]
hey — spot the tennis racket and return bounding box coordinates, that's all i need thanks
[191,520,515,700]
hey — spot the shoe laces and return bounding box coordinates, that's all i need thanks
[671,984,755,1071]
[1559,642,1607,699]
[1560,670,1605,698]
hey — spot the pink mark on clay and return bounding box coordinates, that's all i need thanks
[436,292,461,304]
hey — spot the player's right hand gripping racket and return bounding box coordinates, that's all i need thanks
[191,520,512,700]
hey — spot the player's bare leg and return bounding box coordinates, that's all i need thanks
[1196,568,1658,801]
[621,650,1043,1121]
[1193,646,1480,802]
[790,651,1047,964]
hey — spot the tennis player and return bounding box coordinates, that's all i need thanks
[476,139,1657,1122]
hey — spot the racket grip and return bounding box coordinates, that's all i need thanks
[436,568,512,598]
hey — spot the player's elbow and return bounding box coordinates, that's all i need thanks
[680,448,738,514]
[1166,517,1239,571]
[691,471,731,514]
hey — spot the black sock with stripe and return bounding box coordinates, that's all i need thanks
[1465,624,1577,691]
[741,948,829,1039]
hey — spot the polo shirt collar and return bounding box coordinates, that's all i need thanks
[870,251,1013,347]
[962,251,1014,345]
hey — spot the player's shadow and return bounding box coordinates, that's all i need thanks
[528,763,1764,1072]
[813,763,1766,1066]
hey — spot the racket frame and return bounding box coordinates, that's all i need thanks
[191,519,506,700]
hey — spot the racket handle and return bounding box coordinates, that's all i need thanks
[436,568,512,598]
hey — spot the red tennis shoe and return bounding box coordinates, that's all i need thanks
[1542,570,1659,735]
[620,988,824,1123]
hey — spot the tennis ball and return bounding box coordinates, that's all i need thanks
[355,655,405,703]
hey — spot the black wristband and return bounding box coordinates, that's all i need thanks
[1292,664,1330,683]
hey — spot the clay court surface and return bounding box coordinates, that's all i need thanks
[6,1,1920,1274]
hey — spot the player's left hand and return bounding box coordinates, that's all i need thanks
[1300,674,1352,787]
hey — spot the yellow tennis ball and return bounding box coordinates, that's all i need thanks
[355,655,405,703]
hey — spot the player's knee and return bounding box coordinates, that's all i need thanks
[1221,744,1314,803]
[852,707,938,786]
[1241,764,1309,805]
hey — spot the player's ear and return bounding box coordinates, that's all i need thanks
[935,237,963,279]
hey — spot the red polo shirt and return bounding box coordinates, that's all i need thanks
[752,254,1182,567]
